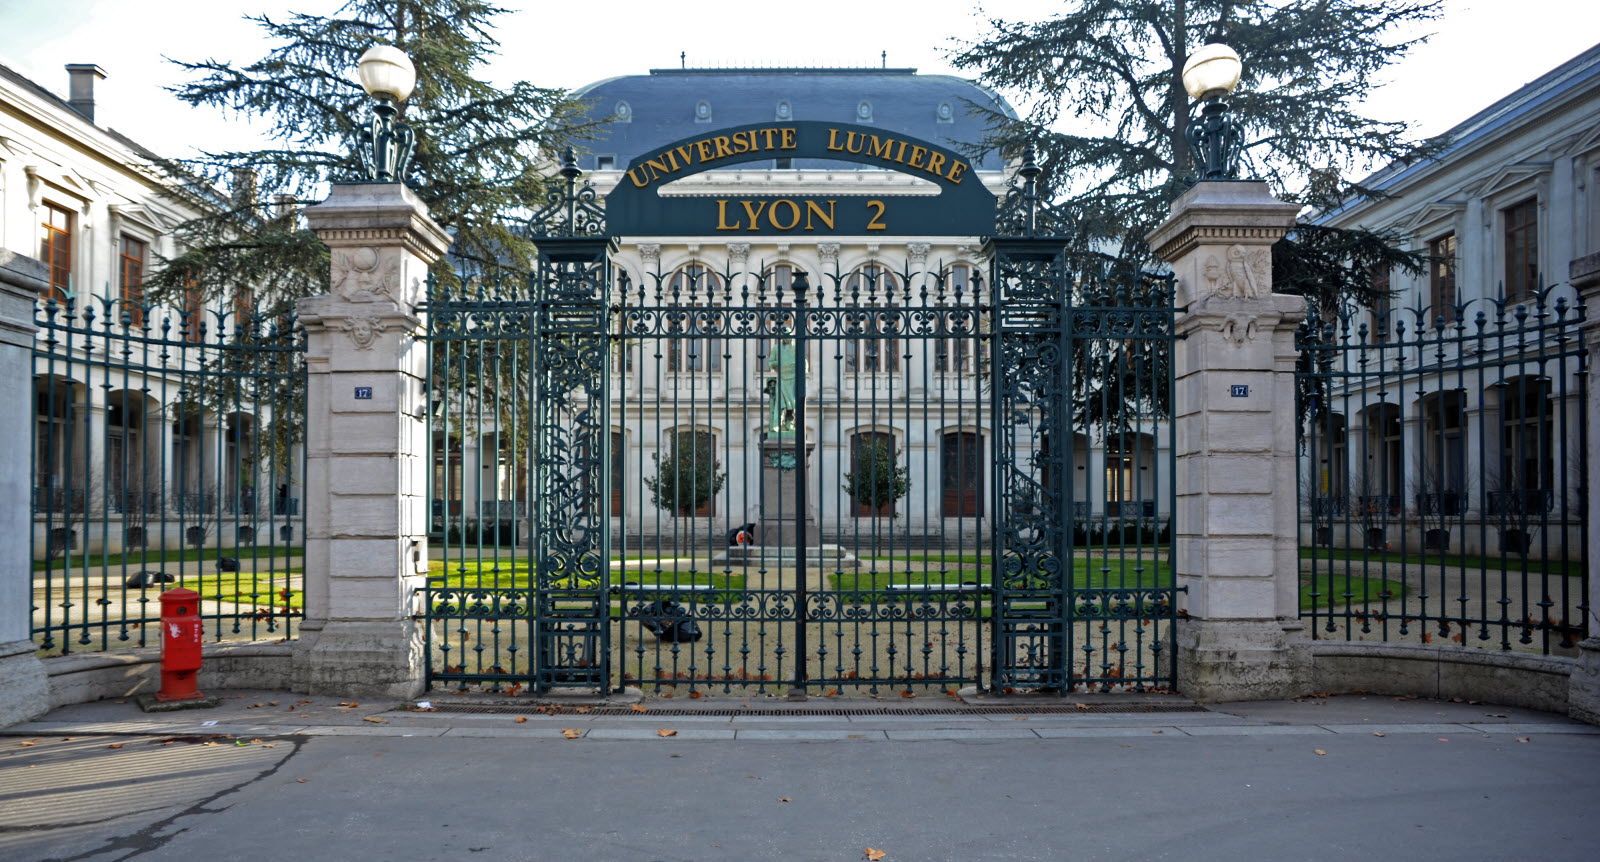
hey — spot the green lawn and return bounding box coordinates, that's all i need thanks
[1299,573,1409,611]
[183,569,305,610]
[1299,546,1580,576]
[35,546,304,572]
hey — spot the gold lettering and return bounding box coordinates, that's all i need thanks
[945,161,969,184]
[644,157,672,182]
[715,200,741,231]
[713,136,734,159]
[760,128,779,149]
[894,140,909,163]
[739,200,769,231]
[804,199,836,231]
[695,139,715,162]
[907,146,927,169]
[866,135,894,160]
[625,166,651,188]
[845,131,865,155]
[925,151,947,177]
[779,128,796,149]
[673,146,693,169]
[769,199,802,231]
[826,128,845,151]
[731,132,752,155]
[865,200,887,231]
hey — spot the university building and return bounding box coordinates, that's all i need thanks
[2,62,299,558]
[1304,42,1600,560]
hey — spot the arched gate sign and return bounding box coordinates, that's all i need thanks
[419,126,1178,699]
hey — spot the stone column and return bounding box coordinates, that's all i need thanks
[292,183,451,700]
[1569,252,1600,725]
[1146,180,1310,702]
[0,252,50,727]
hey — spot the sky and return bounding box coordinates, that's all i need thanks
[0,0,1596,167]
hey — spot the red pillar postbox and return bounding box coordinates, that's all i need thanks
[156,588,205,702]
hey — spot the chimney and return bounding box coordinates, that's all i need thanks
[65,64,106,123]
[230,167,258,210]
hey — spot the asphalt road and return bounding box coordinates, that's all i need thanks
[2,694,1597,862]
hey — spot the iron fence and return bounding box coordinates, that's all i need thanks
[1296,288,1588,653]
[30,296,306,655]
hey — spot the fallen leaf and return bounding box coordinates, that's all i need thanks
[268,701,279,706]
[251,739,263,744]
[262,744,276,748]
[1075,703,1091,710]
[778,797,791,803]
[847,734,866,739]
[1485,713,1508,718]
[900,690,915,699]
[577,707,592,714]
[689,691,704,699]
[338,702,360,708]
[106,743,125,749]
[1314,749,1327,756]
[362,717,387,724]
[562,729,582,739]
[1372,732,1386,738]
[202,741,219,747]
[865,849,887,861]
[296,778,309,783]
[1013,716,1029,721]
[1438,738,1450,742]
[658,729,677,737]
[514,717,528,723]
[1516,737,1531,743]
[631,704,648,713]
[670,753,682,758]
[18,741,36,747]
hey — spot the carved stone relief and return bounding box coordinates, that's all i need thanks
[1203,243,1270,299]
[331,246,400,303]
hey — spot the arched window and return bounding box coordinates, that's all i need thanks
[935,264,985,374]
[843,264,900,374]
[941,431,983,518]
[1495,376,1552,515]
[666,264,724,373]
[1360,404,1403,515]
[1418,390,1466,515]
[848,431,900,517]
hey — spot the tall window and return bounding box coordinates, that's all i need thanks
[665,264,723,373]
[1419,390,1466,516]
[39,203,73,302]
[1428,234,1457,324]
[848,431,898,517]
[1369,264,1391,341]
[119,236,146,326]
[183,283,206,344]
[1504,198,1538,305]
[233,287,255,335]
[941,431,983,518]
[1362,404,1403,515]
[844,265,899,373]
[934,265,985,374]
[1499,377,1552,513]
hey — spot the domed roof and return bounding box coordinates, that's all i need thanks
[574,67,1016,172]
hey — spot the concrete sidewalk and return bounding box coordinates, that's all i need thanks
[2,691,1596,861]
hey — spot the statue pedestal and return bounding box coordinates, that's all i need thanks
[711,437,857,570]
[755,437,817,546]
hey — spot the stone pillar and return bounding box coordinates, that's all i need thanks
[0,252,50,726]
[292,183,451,700]
[1146,180,1310,702]
[1569,252,1600,725]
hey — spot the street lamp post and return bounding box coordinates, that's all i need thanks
[1182,38,1245,180]
[355,45,417,183]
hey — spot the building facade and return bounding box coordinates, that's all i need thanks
[1306,43,1600,559]
[3,62,299,557]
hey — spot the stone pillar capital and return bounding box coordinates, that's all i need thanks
[1147,181,1301,308]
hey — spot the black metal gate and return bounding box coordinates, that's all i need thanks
[421,154,1178,695]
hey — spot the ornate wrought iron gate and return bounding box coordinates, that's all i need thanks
[421,154,1178,695]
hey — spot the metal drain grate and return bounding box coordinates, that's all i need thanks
[418,702,1207,716]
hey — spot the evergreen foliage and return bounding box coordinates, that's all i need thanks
[148,0,592,308]
[952,0,1442,311]
[843,438,911,514]
[645,432,726,516]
